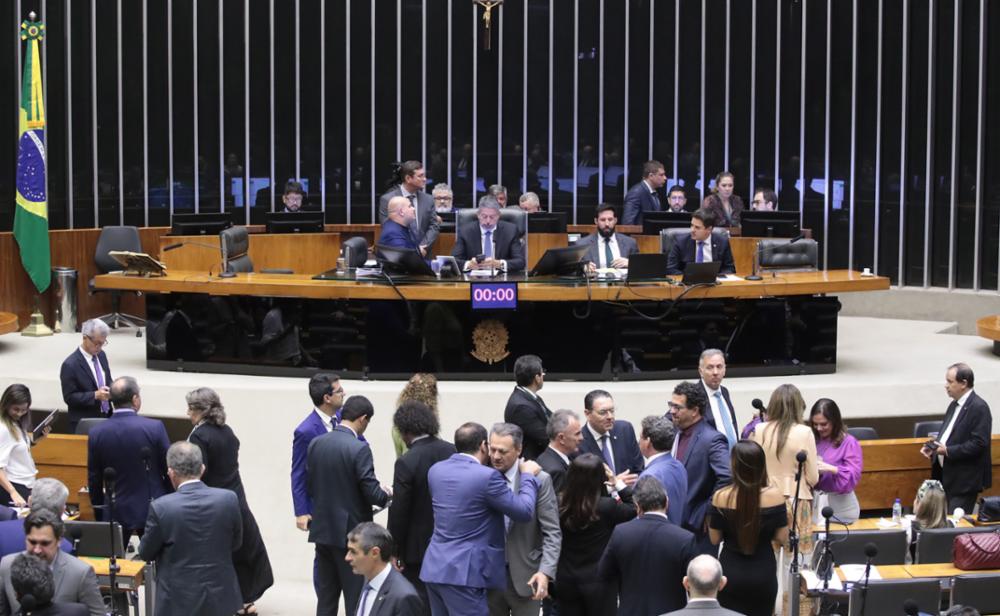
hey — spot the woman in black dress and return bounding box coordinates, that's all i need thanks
[186,387,273,615]
[555,453,637,616]
[709,440,789,616]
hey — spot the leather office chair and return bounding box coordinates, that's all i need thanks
[659,228,730,255]
[90,226,147,331]
[912,420,942,438]
[75,417,107,435]
[825,529,908,565]
[951,573,1000,613]
[220,226,293,274]
[915,526,995,564]
[756,238,819,271]
[341,237,369,268]
[846,426,879,440]
[846,579,940,616]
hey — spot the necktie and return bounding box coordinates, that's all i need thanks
[601,434,615,474]
[504,477,515,536]
[484,230,494,258]
[408,195,419,230]
[92,355,109,414]
[356,583,373,616]
[696,241,706,263]
[651,191,661,210]
[715,391,737,447]
[536,395,552,420]
[604,237,614,268]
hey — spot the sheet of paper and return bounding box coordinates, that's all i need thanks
[802,569,843,591]
[718,274,743,282]
[838,564,881,583]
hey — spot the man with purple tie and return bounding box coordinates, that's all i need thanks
[59,319,113,433]
[666,209,736,276]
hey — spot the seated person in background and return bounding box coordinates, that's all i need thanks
[378,196,419,252]
[751,188,778,211]
[666,209,736,276]
[452,196,526,273]
[576,204,638,272]
[666,185,689,213]
[281,180,307,213]
[488,184,509,208]
[516,192,541,213]
[432,183,455,214]
[701,171,744,227]
[906,479,952,561]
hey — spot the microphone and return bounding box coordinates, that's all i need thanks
[162,242,184,252]
[751,398,765,412]
[103,467,117,490]
[902,599,919,615]
[159,240,228,277]
[796,450,808,463]
[68,525,82,557]
[816,506,835,582]
[19,594,36,614]
[858,542,878,615]
[864,542,878,559]
[140,446,152,472]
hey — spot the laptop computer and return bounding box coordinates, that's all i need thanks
[681,261,722,285]
[625,253,669,281]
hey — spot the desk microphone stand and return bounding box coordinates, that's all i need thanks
[787,450,807,616]
[103,468,121,616]
[814,506,836,615]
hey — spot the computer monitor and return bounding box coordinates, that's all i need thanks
[169,212,233,236]
[376,244,436,277]
[527,212,567,234]
[529,243,591,277]
[740,210,801,238]
[641,211,692,235]
[265,211,325,234]
[437,211,457,232]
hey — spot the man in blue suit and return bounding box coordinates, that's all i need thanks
[86,377,171,538]
[668,382,732,553]
[638,416,688,527]
[59,319,113,432]
[379,196,420,252]
[622,160,668,226]
[291,373,345,533]
[578,390,644,482]
[666,209,736,275]
[420,422,542,616]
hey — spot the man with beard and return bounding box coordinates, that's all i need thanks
[576,204,639,273]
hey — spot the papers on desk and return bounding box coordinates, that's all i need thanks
[595,268,624,279]
[468,268,500,277]
[838,564,881,583]
[718,274,743,282]
[802,569,843,591]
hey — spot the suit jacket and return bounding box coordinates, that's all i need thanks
[662,598,745,615]
[0,550,105,616]
[623,181,663,226]
[137,481,243,616]
[932,391,994,496]
[575,232,640,267]
[291,410,329,517]
[388,436,457,568]
[674,420,732,535]
[503,388,552,461]
[0,519,72,560]
[86,409,172,533]
[701,382,739,439]
[59,349,111,429]
[639,454,688,527]
[379,187,441,249]
[17,602,89,616]
[420,454,538,590]
[506,470,561,597]
[379,218,419,252]
[667,233,736,276]
[307,426,389,547]
[598,514,697,616]
[452,220,526,273]
[368,567,424,616]
[536,447,570,496]
[701,193,745,228]
[579,421,645,476]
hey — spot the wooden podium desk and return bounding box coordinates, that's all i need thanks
[32,435,93,521]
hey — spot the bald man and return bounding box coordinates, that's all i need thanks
[379,196,419,251]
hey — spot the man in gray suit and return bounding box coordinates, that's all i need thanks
[345,522,424,616]
[487,424,561,616]
[661,555,743,616]
[378,160,441,256]
[576,204,639,272]
[138,441,243,616]
[0,510,104,616]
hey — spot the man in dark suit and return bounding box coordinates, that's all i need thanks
[923,363,994,513]
[388,400,456,605]
[622,160,667,226]
[280,180,307,212]
[578,390,644,481]
[59,319,112,432]
[666,209,736,275]
[536,409,583,495]
[662,555,743,616]
[292,373,345,533]
[698,349,739,448]
[503,355,552,460]
[576,204,640,272]
[345,522,424,616]
[307,395,391,616]
[637,416,688,527]
[599,476,696,616]
[86,377,171,538]
[379,195,420,252]
[452,196,526,273]
[378,160,441,256]
[668,382,732,553]
[138,441,243,616]
[7,553,88,616]
[420,422,541,616]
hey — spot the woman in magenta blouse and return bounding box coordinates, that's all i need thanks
[810,398,863,523]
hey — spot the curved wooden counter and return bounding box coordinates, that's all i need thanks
[0,312,17,335]
[977,314,1000,356]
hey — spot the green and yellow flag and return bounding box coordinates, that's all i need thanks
[14,15,50,294]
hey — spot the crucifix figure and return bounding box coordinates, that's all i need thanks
[473,0,503,51]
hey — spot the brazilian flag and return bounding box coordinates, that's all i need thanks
[14,16,50,294]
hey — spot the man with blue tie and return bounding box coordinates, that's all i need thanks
[623,160,668,226]
[698,349,740,449]
[378,196,420,252]
[666,209,736,276]
[59,319,113,432]
[452,196,526,273]
[420,422,542,616]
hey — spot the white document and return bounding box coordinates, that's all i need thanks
[802,569,844,591]
[838,564,882,583]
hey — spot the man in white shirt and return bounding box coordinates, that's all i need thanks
[662,555,742,616]
[292,373,346,532]
[345,522,423,616]
[452,196,527,273]
[59,318,112,432]
[698,349,739,448]
[577,204,639,272]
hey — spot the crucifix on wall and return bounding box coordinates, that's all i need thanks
[473,0,503,51]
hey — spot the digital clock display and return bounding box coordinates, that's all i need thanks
[470,282,518,310]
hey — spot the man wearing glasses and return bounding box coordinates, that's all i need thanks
[666,185,689,213]
[291,373,347,533]
[59,319,113,433]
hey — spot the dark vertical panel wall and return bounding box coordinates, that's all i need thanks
[1,0,996,290]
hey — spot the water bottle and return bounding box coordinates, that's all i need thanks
[892,498,902,524]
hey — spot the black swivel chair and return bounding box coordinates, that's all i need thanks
[951,573,1000,613]
[913,420,942,438]
[90,226,147,332]
[846,579,940,616]
[914,526,996,564]
[826,529,908,565]
[219,226,293,275]
[756,238,819,271]
[846,426,879,440]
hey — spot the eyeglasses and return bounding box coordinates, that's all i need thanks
[330,386,344,395]
[666,402,683,411]
[84,335,109,347]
